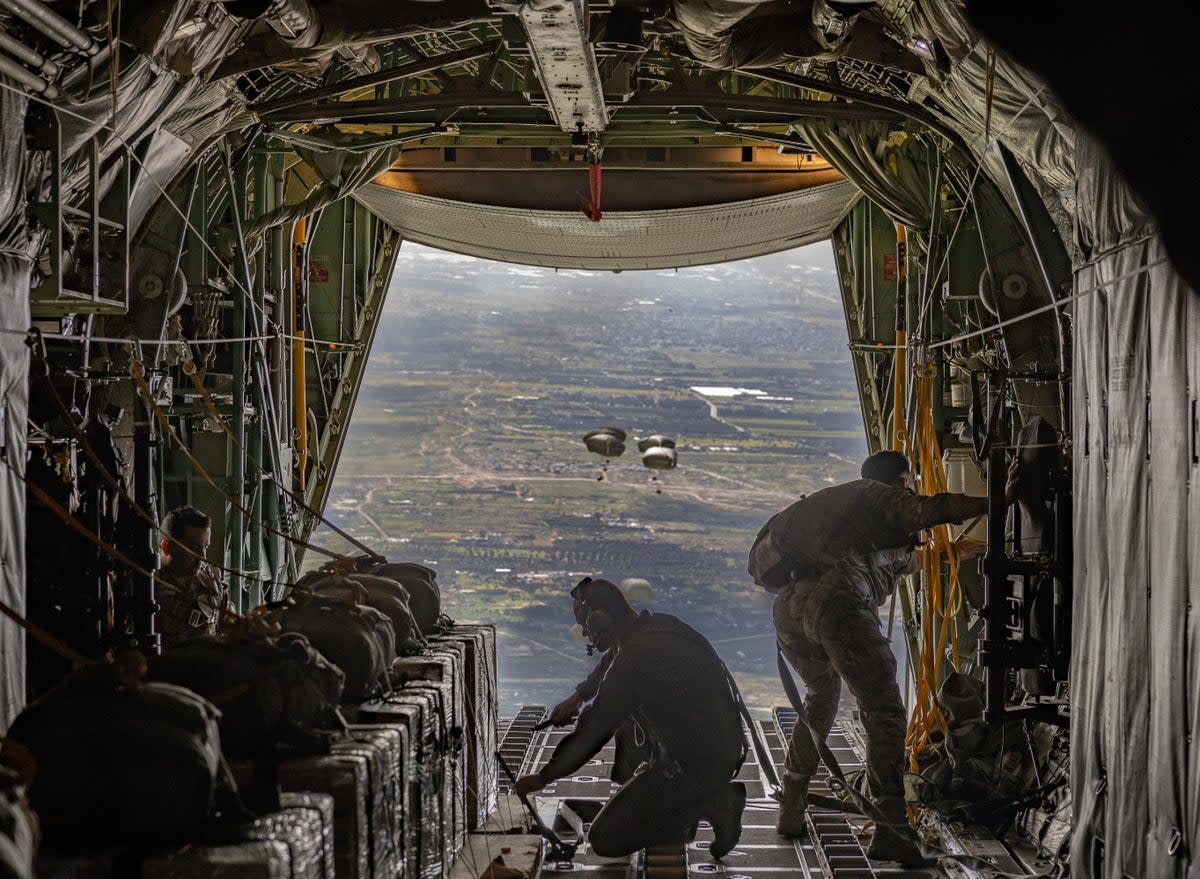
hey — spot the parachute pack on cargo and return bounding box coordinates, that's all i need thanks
[366,562,444,636]
[348,573,428,653]
[148,631,348,759]
[6,659,247,849]
[266,592,395,702]
[300,570,427,654]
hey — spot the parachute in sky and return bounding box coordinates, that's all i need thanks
[637,435,676,452]
[584,426,626,480]
[619,578,654,602]
[637,435,677,493]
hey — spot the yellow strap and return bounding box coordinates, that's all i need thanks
[904,364,966,770]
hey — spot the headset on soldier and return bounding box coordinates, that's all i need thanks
[571,576,618,656]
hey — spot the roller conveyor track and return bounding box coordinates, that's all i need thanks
[494,706,1026,879]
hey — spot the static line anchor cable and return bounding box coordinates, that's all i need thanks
[495,750,579,862]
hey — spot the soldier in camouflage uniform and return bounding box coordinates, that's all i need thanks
[156,506,230,646]
[770,451,1015,865]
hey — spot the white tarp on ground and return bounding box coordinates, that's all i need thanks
[1069,133,1200,879]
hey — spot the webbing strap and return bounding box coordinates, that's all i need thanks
[129,360,345,562]
[182,360,384,563]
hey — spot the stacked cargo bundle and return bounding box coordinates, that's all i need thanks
[140,792,335,879]
[349,724,414,878]
[332,727,405,879]
[419,640,468,859]
[11,647,347,879]
[352,619,499,879]
[360,686,449,879]
[244,751,371,879]
[356,700,425,879]
[432,625,499,830]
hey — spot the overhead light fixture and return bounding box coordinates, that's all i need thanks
[906,36,934,59]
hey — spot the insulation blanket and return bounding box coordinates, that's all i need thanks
[0,78,30,732]
[1069,134,1200,879]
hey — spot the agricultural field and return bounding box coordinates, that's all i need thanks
[311,242,886,713]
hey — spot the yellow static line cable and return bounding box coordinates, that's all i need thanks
[904,364,966,771]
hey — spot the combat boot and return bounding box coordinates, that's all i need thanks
[706,781,746,860]
[865,798,933,867]
[775,775,809,837]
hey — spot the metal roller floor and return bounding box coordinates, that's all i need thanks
[497,707,1029,879]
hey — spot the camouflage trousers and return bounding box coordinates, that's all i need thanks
[772,578,906,801]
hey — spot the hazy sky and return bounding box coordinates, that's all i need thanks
[384,239,841,313]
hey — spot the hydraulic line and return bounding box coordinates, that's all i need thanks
[0,50,58,97]
[0,28,57,77]
[0,0,98,54]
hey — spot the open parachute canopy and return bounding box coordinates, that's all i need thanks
[619,578,654,602]
[639,438,678,471]
[583,426,627,458]
[636,435,676,452]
